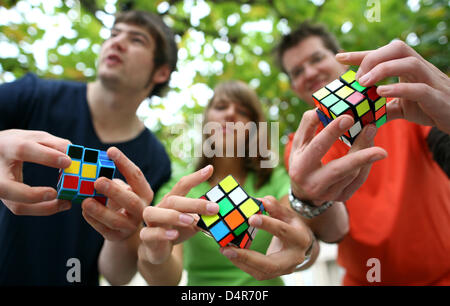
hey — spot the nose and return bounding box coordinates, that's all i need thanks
[224,104,237,121]
[110,33,127,52]
[303,63,318,81]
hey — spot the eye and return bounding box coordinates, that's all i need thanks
[290,66,304,79]
[310,53,325,64]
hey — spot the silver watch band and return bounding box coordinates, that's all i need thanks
[289,188,333,219]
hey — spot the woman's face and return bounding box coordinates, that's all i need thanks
[205,96,254,152]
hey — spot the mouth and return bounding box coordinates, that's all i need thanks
[105,54,123,65]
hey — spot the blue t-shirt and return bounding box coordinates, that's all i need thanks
[0,73,171,285]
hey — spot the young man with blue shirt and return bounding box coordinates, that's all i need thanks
[0,10,177,285]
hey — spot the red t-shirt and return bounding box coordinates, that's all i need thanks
[285,119,450,285]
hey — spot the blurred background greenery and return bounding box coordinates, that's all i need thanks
[0,0,448,170]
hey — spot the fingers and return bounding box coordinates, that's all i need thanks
[291,110,320,149]
[299,115,354,172]
[143,197,218,227]
[0,180,57,204]
[336,50,371,66]
[94,177,145,219]
[82,198,137,232]
[165,165,214,198]
[348,124,377,154]
[6,141,71,169]
[248,213,309,248]
[220,247,298,280]
[357,57,428,87]
[106,147,154,204]
[2,193,71,216]
[378,83,434,106]
[140,226,179,243]
[354,40,417,81]
[32,130,72,154]
[316,146,387,187]
[143,206,197,228]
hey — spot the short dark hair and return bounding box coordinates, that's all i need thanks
[114,10,178,97]
[274,21,341,74]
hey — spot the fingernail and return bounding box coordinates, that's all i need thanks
[365,125,377,140]
[201,165,212,175]
[60,202,71,211]
[251,215,262,227]
[222,248,237,259]
[43,192,54,201]
[378,85,391,95]
[336,53,348,60]
[207,202,219,214]
[166,229,178,239]
[58,157,71,168]
[179,213,194,225]
[98,180,109,192]
[339,117,353,129]
[370,154,385,163]
[108,148,119,160]
[359,72,371,85]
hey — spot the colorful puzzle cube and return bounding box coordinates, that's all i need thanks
[196,175,266,249]
[57,144,116,205]
[312,69,387,146]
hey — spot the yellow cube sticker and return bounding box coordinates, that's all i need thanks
[219,175,238,193]
[239,199,260,218]
[81,164,97,179]
[202,214,219,227]
[64,160,80,175]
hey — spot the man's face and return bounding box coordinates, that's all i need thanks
[282,36,347,106]
[97,22,157,93]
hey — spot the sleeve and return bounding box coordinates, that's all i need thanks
[0,73,39,130]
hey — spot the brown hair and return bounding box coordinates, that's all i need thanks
[274,21,341,74]
[195,81,273,189]
[113,10,178,97]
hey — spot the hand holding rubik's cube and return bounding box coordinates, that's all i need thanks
[196,175,266,249]
[313,69,387,146]
[56,144,116,205]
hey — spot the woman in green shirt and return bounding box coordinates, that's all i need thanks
[137,81,317,285]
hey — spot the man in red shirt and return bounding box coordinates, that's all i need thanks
[275,22,450,285]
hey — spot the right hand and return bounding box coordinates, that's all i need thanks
[139,165,220,265]
[0,129,72,216]
[289,110,388,204]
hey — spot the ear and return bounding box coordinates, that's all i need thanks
[152,64,171,85]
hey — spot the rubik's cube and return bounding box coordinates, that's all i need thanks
[312,69,387,146]
[57,144,116,205]
[196,175,266,249]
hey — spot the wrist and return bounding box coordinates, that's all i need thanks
[288,187,333,219]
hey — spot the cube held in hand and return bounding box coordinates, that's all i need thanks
[312,69,387,146]
[197,175,266,249]
[57,144,116,205]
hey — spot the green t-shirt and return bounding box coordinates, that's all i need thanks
[155,166,290,286]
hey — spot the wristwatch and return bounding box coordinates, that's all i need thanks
[289,187,333,219]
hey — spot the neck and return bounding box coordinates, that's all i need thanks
[210,157,248,186]
[86,80,148,143]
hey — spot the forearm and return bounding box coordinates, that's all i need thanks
[137,244,183,286]
[98,230,141,286]
[303,201,349,243]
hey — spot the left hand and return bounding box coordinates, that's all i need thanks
[220,196,313,280]
[336,40,450,134]
[81,147,154,241]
